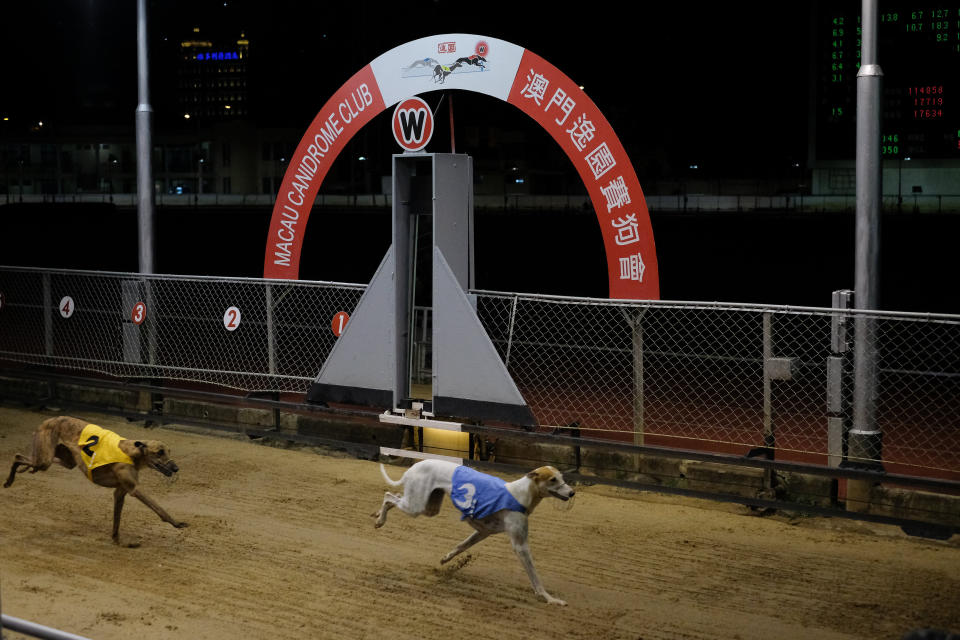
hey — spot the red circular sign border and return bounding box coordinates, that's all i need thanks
[391,96,434,152]
[130,301,147,325]
[331,311,350,337]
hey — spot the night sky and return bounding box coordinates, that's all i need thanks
[1,0,812,178]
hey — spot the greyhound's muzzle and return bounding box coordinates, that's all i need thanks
[151,460,179,477]
[552,489,574,501]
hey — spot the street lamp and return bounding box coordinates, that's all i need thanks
[897,156,912,211]
[358,155,371,197]
[109,156,118,202]
[276,156,287,194]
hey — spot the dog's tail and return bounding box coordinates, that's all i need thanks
[379,463,404,487]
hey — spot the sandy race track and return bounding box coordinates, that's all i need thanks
[0,405,958,640]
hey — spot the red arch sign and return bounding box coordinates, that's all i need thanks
[263,34,659,300]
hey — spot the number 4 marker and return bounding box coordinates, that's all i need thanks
[59,296,75,319]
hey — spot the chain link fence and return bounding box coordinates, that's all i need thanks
[473,292,960,478]
[0,266,957,479]
[0,267,364,393]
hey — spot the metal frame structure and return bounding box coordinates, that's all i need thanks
[307,153,535,425]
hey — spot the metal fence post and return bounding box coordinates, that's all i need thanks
[503,295,518,369]
[618,307,646,452]
[828,290,853,465]
[265,282,282,430]
[122,279,143,364]
[266,283,276,375]
[762,312,774,451]
[761,312,796,460]
[632,309,645,447]
[145,278,157,367]
[42,272,53,356]
[850,309,882,468]
[759,312,795,495]
[121,277,154,413]
[828,290,854,504]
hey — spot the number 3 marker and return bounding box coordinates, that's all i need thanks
[131,301,147,325]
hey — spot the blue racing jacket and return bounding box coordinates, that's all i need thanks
[450,465,526,520]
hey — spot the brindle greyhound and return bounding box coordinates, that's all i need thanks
[4,416,187,544]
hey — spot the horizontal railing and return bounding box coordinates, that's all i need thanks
[5,192,960,213]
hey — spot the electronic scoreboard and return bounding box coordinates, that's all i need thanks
[814,1,960,160]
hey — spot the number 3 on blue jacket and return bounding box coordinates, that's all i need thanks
[450,466,526,520]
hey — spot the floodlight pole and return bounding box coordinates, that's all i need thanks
[136,0,155,274]
[135,0,159,414]
[851,0,883,466]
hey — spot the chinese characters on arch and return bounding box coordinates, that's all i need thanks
[510,53,657,296]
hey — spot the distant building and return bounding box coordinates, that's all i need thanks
[0,120,300,199]
[177,27,250,122]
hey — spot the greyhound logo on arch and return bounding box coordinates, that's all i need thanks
[392,96,433,152]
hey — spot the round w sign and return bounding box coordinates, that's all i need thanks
[392,96,433,152]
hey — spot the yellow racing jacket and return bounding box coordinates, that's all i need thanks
[77,424,133,481]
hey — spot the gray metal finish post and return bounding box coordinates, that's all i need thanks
[851,0,883,465]
[136,0,155,274]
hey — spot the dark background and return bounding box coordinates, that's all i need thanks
[3,202,957,314]
[0,0,812,176]
[1,1,958,313]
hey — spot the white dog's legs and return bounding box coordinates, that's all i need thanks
[504,512,566,605]
[441,527,492,564]
[373,491,407,528]
[509,534,565,605]
[374,461,456,528]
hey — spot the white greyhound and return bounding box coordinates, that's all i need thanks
[373,459,575,605]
